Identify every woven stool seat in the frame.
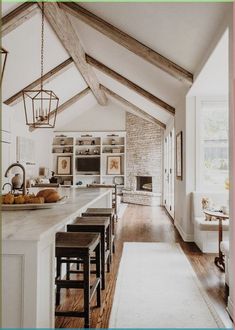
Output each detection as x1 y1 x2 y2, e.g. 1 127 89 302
67 216 111 289
83 208 116 256
86 207 114 215
55 231 101 328
74 216 110 227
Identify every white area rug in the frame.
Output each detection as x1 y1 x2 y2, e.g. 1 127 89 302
109 243 224 328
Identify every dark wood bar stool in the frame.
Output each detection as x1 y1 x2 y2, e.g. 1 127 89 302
55 232 101 328
67 216 111 290
82 208 116 256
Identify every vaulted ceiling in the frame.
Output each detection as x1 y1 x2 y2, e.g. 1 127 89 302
1 2 231 130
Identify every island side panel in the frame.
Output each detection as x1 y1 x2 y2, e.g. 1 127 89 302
2 240 38 328
2 188 112 328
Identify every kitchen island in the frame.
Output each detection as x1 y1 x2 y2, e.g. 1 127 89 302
2 187 112 328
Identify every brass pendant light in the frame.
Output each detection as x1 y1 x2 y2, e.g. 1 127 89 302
22 3 59 128
1 47 8 87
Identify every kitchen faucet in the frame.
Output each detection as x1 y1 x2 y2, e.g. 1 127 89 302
4 162 26 195
2 182 13 193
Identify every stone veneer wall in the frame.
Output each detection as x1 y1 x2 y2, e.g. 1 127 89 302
125 112 163 197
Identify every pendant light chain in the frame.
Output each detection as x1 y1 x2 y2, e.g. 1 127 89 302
40 2 45 91
22 1 59 128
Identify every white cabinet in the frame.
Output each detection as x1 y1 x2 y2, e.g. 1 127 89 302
51 131 126 188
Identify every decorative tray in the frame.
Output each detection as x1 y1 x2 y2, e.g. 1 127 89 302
2 196 69 211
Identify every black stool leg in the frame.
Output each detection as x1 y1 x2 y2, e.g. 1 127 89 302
66 257 70 280
106 226 111 273
109 222 113 263
96 242 101 308
111 215 116 255
56 257 62 306
84 253 90 328
76 258 80 270
100 230 105 290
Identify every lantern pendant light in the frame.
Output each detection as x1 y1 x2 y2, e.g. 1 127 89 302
22 2 59 128
1 47 8 87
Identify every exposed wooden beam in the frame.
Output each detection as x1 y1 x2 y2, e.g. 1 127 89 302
61 2 193 84
4 58 74 106
30 87 91 132
2 3 38 37
41 2 107 106
101 85 166 129
86 55 175 116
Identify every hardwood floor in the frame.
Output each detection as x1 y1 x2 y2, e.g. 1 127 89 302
55 204 231 328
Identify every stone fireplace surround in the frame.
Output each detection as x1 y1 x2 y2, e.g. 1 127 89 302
123 174 161 206
123 113 163 206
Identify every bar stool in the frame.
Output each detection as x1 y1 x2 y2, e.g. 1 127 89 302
82 208 115 256
67 216 111 290
55 232 101 328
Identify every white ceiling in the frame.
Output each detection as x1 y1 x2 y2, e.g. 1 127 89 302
188 29 229 97
1 2 231 129
68 15 185 107
2 10 71 99
78 2 229 72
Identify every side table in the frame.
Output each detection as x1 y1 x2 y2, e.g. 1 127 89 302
203 210 229 272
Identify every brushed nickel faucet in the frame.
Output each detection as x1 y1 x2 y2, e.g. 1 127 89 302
4 162 26 195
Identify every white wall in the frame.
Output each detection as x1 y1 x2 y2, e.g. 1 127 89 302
2 102 53 189
57 101 126 132
227 7 233 318
173 13 231 242
174 96 188 239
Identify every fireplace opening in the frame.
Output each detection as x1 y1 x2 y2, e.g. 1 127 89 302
136 176 152 192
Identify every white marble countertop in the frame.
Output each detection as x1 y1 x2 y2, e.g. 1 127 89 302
2 187 111 242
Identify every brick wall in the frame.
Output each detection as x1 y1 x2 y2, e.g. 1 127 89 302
126 113 163 195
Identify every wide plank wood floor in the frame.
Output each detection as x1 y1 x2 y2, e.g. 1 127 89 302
55 204 231 328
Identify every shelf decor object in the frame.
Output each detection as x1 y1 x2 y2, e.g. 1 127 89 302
0 47 8 87
107 156 121 175
57 156 71 175
176 131 183 180
22 3 59 128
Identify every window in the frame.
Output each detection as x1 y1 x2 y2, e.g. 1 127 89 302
196 98 229 191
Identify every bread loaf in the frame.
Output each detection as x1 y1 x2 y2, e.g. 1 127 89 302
28 197 45 204
14 195 25 204
36 189 60 203
3 193 15 204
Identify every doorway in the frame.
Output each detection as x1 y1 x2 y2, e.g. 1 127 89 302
164 128 175 219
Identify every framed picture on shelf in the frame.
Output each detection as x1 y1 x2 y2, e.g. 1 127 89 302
176 131 183 180
57 156 71 175
107 156 121 175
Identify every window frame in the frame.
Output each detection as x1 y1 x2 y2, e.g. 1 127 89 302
195 96 228 191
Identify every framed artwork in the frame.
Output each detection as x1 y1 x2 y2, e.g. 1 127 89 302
57 156 71 175
107 156 121 175
176 131 183 180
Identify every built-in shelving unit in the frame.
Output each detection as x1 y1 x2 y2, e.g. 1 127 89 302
51 131 126 188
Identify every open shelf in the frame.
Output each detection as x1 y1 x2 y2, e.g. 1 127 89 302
54 174 73 177
102 174 124 177
52 153 73 156
102 153 125 156
76 144 101 147
76 155 100 158
52 144 73 147
102 144 124 147
75 174 101 177
52 132 126 188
